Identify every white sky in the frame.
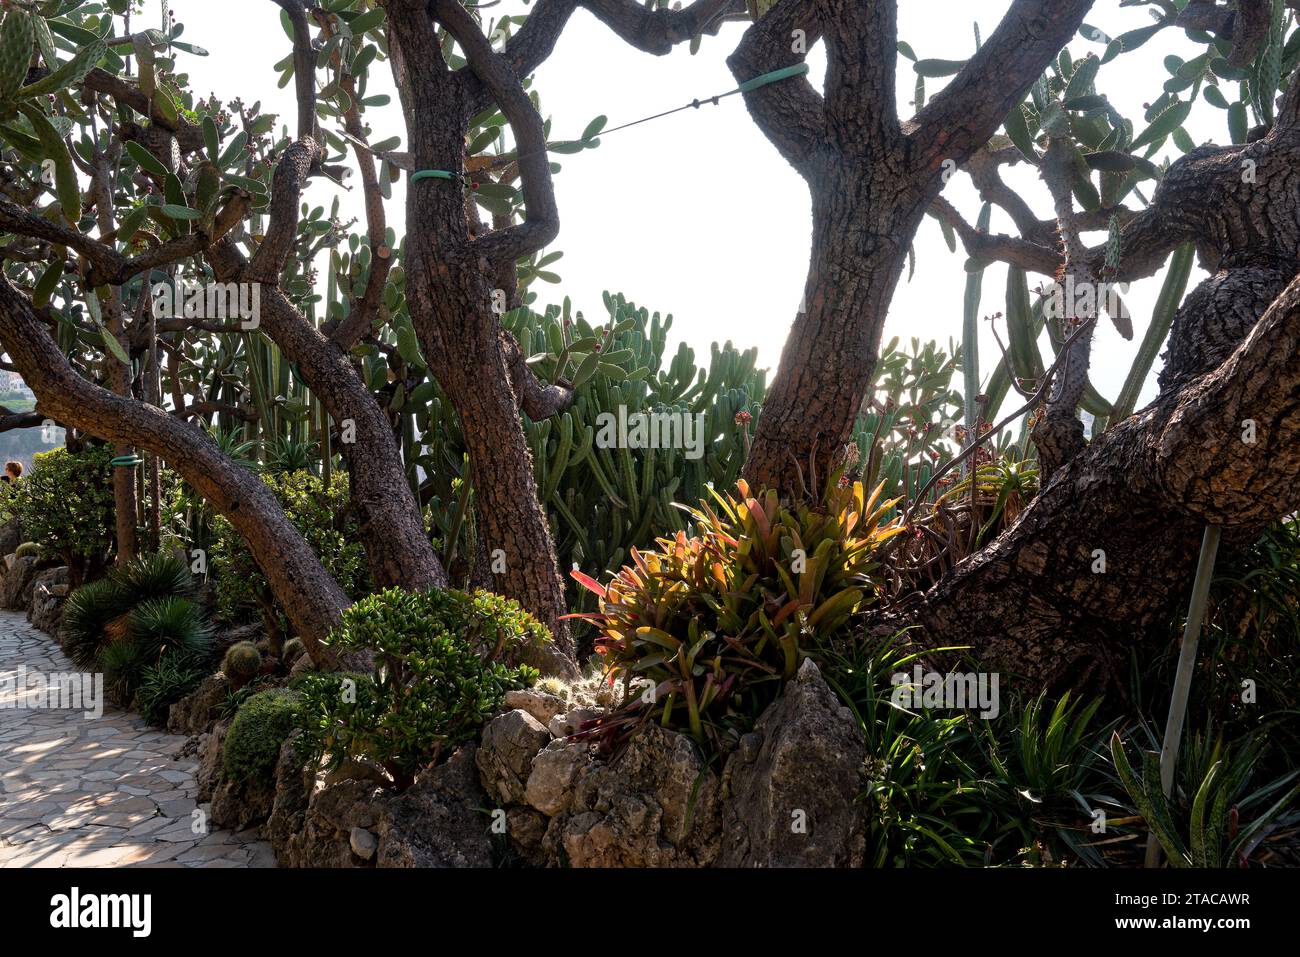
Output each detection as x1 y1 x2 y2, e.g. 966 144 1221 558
167 0 1221 411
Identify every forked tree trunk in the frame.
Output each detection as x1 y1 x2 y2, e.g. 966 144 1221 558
388 10 575 669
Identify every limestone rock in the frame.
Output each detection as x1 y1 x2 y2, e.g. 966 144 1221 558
266 733 313 859
27 567 69 635
505 807 549 867
0 518 22 558
0 555 36 610
195 719 231 803
349 826 378 860
523 738 589 817
378 745 493 868
19 562 59 609
542 725 727 867
503 688 567 725
718 658 866 867
168 673 231 736
547 707 602 738
277 778 383 868
477 709 550 805
211 775 275 831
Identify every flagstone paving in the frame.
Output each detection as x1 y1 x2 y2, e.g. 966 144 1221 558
0 611 274 867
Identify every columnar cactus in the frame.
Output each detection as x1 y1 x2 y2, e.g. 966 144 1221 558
416 292 766 611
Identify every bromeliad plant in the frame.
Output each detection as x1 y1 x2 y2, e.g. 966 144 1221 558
571 476 905 750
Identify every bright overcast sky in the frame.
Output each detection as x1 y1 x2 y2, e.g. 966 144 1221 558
167 0 1218 412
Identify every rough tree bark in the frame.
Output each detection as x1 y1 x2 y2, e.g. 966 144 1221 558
0 276 349 665
900 81 1300 689
382 0 732 665
729 0 1097 495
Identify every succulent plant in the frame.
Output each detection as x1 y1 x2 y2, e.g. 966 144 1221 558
415 292 766 632
282 637 305 666
573 476 904 749
222 640 263 690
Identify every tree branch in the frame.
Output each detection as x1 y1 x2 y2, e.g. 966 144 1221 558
432 0 559 265
911 0 1096 172
727 0 826 178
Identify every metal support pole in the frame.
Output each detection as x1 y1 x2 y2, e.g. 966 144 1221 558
1144 524 1222 867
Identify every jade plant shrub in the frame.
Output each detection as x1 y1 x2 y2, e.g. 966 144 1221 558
61 553 213 709
223 689 302 789
209 470 370 650
295 588 545 790
11 445 115 584
572 476 904 752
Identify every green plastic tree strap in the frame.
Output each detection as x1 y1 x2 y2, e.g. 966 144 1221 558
110 454 144 467
738 63 810 93
410 169 455 183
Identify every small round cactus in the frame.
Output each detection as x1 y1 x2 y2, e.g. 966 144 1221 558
282 637 305 666
222 641 262 690
14 541 39 560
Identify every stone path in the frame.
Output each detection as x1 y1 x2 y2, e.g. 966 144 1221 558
0 612 274 867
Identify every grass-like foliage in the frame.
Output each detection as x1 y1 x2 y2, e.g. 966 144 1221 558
61 552 212 710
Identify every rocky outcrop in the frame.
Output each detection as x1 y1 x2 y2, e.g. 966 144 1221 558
211 773 275 832
266 734 313 854
503 688 567 725
168 674 231 736
27 565 69 634
472 663 866 868
195 719 231 803
378 746 493 867
0 554 36 610
266 665 868 868
476 709 550 805
718 658 867 867
539 725 729 868
0 518 22 558
273 746 493 868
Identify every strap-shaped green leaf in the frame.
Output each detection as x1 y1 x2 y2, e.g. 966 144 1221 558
19 103 80 224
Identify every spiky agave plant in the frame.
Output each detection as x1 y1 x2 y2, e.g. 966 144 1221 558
113 551 195 603
572 477 904 748
62 578 134 669
128 596 214 663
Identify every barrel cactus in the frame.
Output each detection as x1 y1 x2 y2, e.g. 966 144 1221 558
222 640 262 690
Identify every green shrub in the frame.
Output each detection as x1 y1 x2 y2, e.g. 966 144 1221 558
417 294 765 641
62 554 212 707
223 689 301 787
116 551 196 601
222 641 262 689
295 588 543 789
137 655 206 727
209 471 370 637
11 445 115 571
61 553 205 670
100 637 151 707
129 596 213 661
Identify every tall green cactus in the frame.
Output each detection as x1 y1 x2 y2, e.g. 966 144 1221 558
414 292 765 611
